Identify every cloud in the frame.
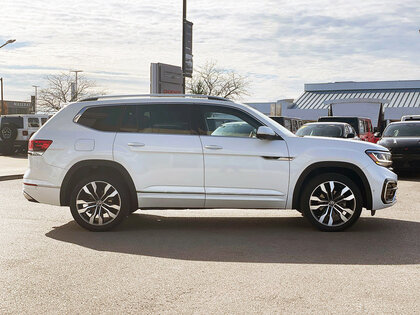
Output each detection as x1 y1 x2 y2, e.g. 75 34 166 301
0 0 419 102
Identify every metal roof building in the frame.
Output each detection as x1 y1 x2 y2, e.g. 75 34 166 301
295 80 420 110
271 80 420 121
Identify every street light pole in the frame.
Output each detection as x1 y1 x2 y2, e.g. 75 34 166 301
0 78 4 115
32 85 39 113
70 70 83 101
0 39 16 49
182 0 186 94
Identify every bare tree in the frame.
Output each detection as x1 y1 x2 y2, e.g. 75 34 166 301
38 72 105 112
187 61 250 100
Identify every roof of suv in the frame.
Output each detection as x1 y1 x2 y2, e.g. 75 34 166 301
80 94 233 103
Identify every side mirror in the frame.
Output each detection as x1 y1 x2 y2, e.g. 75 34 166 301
374 132 381 137
256 126 277 140
347 133 355 138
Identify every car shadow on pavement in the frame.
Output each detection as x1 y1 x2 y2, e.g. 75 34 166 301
45 214 420 265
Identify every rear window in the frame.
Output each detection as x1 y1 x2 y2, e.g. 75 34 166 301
1 117 24 128
76 106 123 132
318 117 359 134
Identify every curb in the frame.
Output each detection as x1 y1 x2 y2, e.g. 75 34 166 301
0 174 24 182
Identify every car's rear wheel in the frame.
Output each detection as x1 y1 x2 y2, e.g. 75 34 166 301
300 173 362 231
70 175 130 231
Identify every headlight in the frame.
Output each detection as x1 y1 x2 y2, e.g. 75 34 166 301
366 150 392 167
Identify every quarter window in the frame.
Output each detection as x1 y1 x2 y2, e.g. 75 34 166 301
76 106 123 132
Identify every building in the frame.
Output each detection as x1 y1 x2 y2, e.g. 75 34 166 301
247 80 420 122
1 100 34 115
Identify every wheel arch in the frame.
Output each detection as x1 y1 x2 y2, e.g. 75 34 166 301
60 160 138 210
292 161 372 210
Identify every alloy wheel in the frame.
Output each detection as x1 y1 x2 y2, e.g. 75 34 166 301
309 181 356 227
75 181 121 226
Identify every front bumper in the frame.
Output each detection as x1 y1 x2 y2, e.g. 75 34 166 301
381 180 397 204
365 164 398 211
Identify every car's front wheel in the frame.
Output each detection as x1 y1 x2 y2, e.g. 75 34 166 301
300 173 363 231
70 175 130 231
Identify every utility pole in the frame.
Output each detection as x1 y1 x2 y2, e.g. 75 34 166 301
0 39 16 49
182 0 186 94
70 70 83 101
1 78 4 115
32 85 39 113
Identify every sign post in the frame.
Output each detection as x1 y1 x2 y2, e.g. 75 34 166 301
182 0 193 93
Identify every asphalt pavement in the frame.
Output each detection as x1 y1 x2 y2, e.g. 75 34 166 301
0 177 419 314
0 155 27 180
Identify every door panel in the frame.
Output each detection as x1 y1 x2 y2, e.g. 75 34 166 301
197 105 290 208
113 104 205 208
201 136 289 208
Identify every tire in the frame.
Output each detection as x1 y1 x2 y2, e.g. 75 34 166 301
0 123 18 141
300 173 363 232
69 174 130 231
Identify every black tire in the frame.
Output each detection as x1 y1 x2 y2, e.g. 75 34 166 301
300 173 363 232
69 174 130 231
0 123 18 141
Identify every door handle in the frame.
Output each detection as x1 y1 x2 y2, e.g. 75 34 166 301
128 142 145 147
204 145 223 150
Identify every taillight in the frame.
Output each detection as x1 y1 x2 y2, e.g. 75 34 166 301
28 140 52 155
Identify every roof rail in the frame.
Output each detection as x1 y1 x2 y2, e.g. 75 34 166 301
80 94 232 102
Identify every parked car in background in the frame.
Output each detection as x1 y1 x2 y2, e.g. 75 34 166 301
269 116 303 133
318 116 378 143
377 121 420 171
0 114 50 155
401 115 420 121
296 122 358 139
24 94 397 232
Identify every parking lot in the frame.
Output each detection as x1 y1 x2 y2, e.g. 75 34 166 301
0 174 419 314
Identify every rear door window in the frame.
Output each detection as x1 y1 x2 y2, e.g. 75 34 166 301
119 104 195 135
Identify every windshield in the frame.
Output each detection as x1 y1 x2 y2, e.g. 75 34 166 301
383 123 420 137
296 124 344 138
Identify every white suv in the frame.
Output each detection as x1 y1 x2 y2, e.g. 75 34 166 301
23 95 397 231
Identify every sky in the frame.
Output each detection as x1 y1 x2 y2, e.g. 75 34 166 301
1 0 419 102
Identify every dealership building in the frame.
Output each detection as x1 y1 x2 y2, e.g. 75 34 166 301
247 80 420 122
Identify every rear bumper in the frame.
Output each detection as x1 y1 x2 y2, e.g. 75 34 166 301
22 181 61 205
